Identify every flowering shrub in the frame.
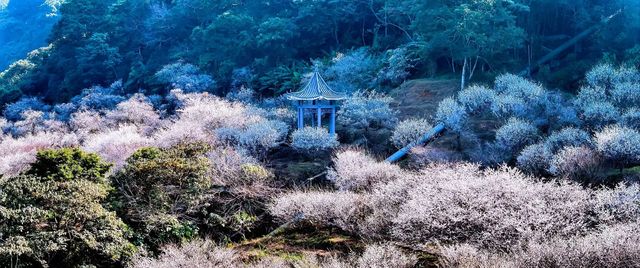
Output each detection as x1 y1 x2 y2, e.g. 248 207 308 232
543 127 593 153
0 131 79 176
290 127 338 152
131 240 237 268
457 85 495 113
390 118 432 149
155 62 216 93
105 94 161 134
3 97 50 121
327 150 402 192
435 97 467 133
494 117 539 154
71 81 126 111
516 143 553 176
594 125 640 168
82 125 151 166
549 146 602 182
338 91 398 132
440 222 640 268
581 101 621 130
269 191 369 234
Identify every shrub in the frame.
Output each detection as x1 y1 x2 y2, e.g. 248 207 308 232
155 62 216 93
611 82 640 108
457 85 496 113
435 97 467 133
581 101 620 130
622 108 640 129
105 94 161 134
0 132 79 176
356 243 417 268
71 82 126 111
549 146 602 182
494 117 539 154
269 191 369 234
494 74 545 100
69 109 108 137
26 148 112 181
3 97 50 121
390 165 592 249
82 125 151 166
516 143 553 176
490 94 529 119
229 120 289 153
0 149 135 267
543 127 593 153
337 91 398 132
327 150 402 192
291 127 339 152
111 142 212 248
131 240 237 268
390 118 432 149
594 183 640 225
441 222 640 268
594 125 640 169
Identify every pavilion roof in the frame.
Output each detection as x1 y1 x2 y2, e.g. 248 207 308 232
285 72 346 101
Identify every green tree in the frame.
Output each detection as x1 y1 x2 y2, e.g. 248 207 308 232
0 148 135 268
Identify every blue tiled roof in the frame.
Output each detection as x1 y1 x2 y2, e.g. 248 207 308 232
285 72 347 101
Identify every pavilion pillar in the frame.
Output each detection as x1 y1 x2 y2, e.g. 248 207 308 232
317 107 322 128
330 106 336 135
297 107 303 129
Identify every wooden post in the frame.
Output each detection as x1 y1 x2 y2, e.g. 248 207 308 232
317 107 322 128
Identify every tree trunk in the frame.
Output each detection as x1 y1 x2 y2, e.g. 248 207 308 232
461 57 467 91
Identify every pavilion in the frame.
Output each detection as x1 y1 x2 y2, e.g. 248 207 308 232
285 71 346 135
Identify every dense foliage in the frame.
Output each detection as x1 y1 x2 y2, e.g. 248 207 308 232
2 0 640 267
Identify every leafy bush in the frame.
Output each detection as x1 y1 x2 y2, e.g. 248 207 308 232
0 148 135 267
324 48 380 94
390 118 432 149
377 47 414 86
111 142 213 248
290 127 339 152
26 147 112 181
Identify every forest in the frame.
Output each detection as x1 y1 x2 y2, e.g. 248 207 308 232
1 0 640 267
